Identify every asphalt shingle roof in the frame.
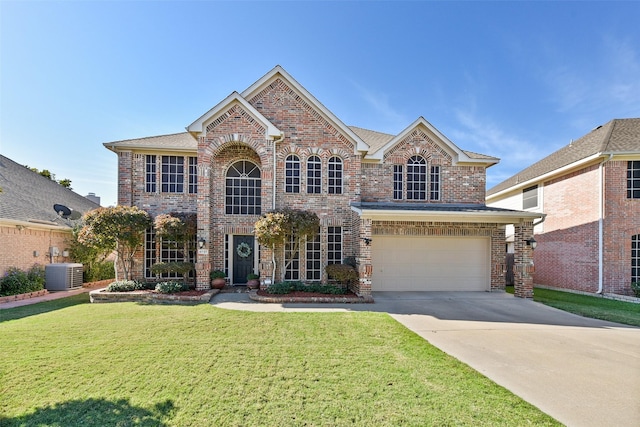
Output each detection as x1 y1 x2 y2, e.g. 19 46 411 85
487 118 640 196
103 132 197 151
0 155 100 227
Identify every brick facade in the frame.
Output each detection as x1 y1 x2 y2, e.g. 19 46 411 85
109 66 537 298
0 224 73 273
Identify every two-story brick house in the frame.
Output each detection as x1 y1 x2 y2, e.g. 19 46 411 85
105 66 542 298
487 118 640 297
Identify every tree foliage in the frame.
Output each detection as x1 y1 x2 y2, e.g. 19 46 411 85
78 206 152 280
25 165 72 189
254 208 320 281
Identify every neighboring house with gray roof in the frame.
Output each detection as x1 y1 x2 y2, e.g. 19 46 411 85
0 155 100 275
487 118 640 296
104 65 542 298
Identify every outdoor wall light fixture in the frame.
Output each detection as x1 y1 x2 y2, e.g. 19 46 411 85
198 237 206 249
361 237 372 246
524 238 537 250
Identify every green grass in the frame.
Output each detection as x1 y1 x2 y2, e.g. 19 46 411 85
533 287 640 327
0 298 558 426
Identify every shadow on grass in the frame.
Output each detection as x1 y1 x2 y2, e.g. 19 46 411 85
0 293 90 323
0 398 175 427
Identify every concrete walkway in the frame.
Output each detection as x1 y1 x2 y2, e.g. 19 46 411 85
210 291 640 427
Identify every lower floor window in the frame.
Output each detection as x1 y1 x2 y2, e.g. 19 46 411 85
284 234 300 281
145 228 195 279
632 235 640 283
327 226 342 265
306 233 321 281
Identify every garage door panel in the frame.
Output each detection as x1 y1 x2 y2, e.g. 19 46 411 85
372 236 489 291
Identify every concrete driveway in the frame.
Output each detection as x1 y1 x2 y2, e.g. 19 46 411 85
211 291 640 427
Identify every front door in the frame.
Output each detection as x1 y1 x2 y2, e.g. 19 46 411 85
233 235 255 284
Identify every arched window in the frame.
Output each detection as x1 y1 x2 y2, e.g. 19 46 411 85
225 161 261 215
285 154 300 193
328 156 343 194
307 155 322 194
407 155 427 200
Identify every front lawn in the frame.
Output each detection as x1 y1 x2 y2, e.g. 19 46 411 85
0 296 558 426
533 287 640 327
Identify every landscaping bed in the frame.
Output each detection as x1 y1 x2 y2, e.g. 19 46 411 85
251 289 373 303
90 288 217 304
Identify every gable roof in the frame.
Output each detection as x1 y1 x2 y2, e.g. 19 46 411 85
0 155 100 229
487 118 640 197
355 117 499 166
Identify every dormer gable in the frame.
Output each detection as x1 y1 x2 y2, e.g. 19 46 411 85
186 91 282 140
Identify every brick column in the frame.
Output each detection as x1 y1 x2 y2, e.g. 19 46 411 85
196 140 213 290
514 221 534 298
357 217 372 298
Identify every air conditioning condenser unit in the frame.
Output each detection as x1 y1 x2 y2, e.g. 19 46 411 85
45 263 83 291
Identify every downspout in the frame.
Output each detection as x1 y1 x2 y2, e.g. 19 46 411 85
597 153 614 294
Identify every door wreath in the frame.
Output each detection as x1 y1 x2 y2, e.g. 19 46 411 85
236 242 252 258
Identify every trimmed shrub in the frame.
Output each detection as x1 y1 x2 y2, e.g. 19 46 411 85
0 265 45 296
105 280 138 292
265 281 347 295
155 281 189 294
325 264 359 286
632 282 640 298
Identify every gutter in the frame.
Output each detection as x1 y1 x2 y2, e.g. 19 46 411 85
597 153 614 293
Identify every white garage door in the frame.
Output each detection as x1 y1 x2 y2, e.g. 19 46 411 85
371 236 490 291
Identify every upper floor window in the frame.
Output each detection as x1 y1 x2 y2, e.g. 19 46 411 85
145 155 157 193
328 156 343 194
225 161 261 215
188 156 197 194
285 154 300 193
307 155 322 194
393 165 403 200
523 185 538 209
632 235 640 284
407 156 427 200
627 161 640 199
430 166 440 201
162 156 184 193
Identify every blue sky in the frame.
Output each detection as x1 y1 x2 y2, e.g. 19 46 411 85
2 1 639 207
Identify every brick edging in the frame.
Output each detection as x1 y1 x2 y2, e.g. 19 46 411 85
249 290 374 304
0 289 49 304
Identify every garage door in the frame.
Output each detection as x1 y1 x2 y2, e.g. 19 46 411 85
371 236 490 291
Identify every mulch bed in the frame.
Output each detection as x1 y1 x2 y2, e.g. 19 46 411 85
256 290 357 298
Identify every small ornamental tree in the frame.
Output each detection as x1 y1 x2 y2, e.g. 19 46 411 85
254 208 319 282
78 206 152 280
153 212 197 283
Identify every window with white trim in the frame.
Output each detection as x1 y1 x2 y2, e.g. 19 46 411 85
284 234 300 281
407 156 427 200
430 166 440 201
285 154 300 193
327 226 342 265
328 156 343 194
306 232 321 281
393 165 403 200
632 235 640 284
188 156 197 194
523 185 538 209
225 161 262 215
627 161 640 199
145 155 156 193
161 155 184 193
307 155 322 194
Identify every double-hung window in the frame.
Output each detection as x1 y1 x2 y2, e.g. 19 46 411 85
306 232 321 281
627 161 640 199
327 226 342 265
188 156 197 194
307 155 322 194
393 165 403 200
145 155 157 193
285 154 300 193
632 235 640 284
328 156 343 194
523 185 538 209
162 156 184 193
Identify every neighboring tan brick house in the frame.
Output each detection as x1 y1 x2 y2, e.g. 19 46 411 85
487 118 640 296
104 66 541 298
0 155 100 275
